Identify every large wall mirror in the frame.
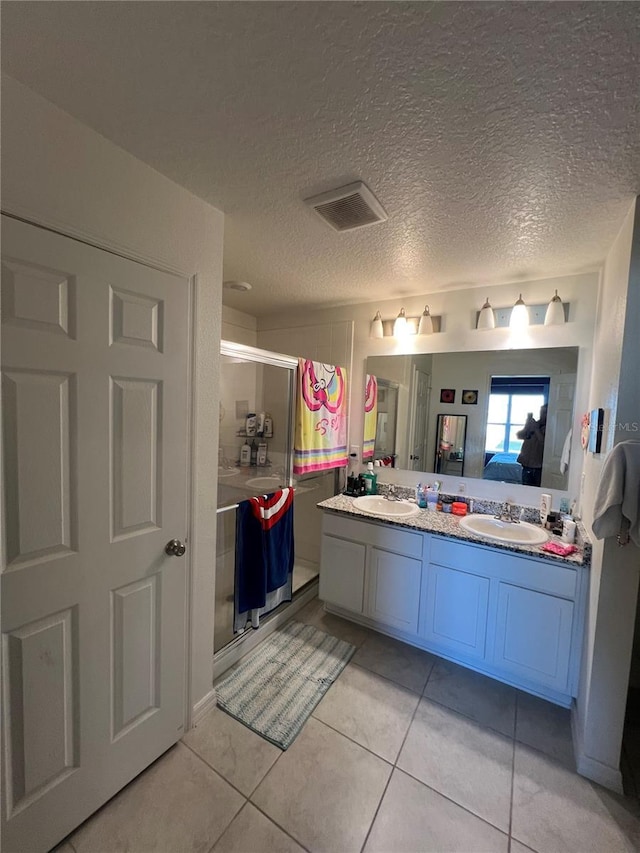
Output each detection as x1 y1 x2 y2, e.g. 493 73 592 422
364 347 578 490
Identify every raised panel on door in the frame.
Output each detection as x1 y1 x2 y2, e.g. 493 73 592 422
1 256 76 338
367 548 421 634
2 369 76 567
421 563 490 659
1 215 189 853
319 535 365 614
111 575 161 739
2 608 79 818
493 583 574 691
110 377 162 540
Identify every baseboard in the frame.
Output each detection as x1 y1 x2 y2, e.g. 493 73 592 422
571 701 624 793
191 687 217 726
324 602 573 708
212 581 319 681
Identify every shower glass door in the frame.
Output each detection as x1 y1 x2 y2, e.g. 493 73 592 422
216 341 315 654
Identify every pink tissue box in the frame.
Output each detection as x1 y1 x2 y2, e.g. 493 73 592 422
541 541 578 557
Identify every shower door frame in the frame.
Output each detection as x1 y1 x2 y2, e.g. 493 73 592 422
214 341 315 676
219 340 298 489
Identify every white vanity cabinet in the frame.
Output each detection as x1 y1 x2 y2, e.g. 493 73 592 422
318 532 366 614
420 561 490 661
320 513 423 636
421 536 583 698
493 583 574 692
319 510 588 706
368 548 422 634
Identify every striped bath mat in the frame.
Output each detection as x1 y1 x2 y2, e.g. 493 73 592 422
215 620 355 749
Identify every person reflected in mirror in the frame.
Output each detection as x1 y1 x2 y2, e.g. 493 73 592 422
516 404 547 487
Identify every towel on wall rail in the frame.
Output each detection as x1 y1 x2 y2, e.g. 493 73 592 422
234 488 295 632
294 359 348 475
592 440 640 547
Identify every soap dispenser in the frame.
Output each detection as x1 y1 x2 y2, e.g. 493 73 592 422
363 461 377 495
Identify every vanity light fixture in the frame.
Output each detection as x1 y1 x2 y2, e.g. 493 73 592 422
370 307 443 338
393 307 409 339
418 305 434 335
509 294 529 329
544 290 566 325
476 297 496 330
370 310 384 339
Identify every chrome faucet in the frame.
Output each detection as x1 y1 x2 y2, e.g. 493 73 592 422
385 485 400 501
495 501 519 523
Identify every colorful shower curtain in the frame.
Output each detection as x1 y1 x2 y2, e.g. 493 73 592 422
363 374 378 461
293 359 348 475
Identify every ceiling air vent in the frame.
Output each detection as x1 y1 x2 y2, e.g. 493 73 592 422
304 181 387 232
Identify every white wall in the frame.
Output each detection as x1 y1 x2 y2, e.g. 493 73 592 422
222 304 258 347
259 272 598 506
575 199 639 791
1 76 224 717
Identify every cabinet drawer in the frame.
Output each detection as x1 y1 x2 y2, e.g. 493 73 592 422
431 536 577 598
323 512 423 559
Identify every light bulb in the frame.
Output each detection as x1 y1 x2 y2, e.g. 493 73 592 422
544 290 565 325
509 294 529 329
418 305 434 335
370 310 384 339
394 307 409 339
476 297 495 330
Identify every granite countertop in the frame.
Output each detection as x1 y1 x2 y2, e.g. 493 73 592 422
317 494 591 568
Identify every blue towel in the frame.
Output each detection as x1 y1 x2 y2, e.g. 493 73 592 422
235 488 294 624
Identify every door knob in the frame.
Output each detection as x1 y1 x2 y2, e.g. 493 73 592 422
165 539 186 557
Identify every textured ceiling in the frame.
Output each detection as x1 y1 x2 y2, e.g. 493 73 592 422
2 2 639 315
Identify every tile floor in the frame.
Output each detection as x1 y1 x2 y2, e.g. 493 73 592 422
60 599 640 853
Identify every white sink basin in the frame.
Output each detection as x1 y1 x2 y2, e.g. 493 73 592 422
218 467 239 478
352 495 420 518
459 514 548 545
245 475 283 492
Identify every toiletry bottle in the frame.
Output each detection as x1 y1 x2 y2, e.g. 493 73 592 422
264 413 273 438
250 438 258 466
240 440 251 467
363 462 377 495
348 452 358 478
540 493 552 524
561 518 577 544
256 412 266 436
246 413 257 436
257 442 267 467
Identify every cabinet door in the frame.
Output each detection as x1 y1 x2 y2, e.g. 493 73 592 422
319 535 366 614
421 563 490 660
493 583 573 691
367 548 422 635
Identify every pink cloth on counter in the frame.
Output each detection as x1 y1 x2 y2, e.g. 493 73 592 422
541 541 578 557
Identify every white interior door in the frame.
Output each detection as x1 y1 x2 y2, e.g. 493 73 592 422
1 216 191 853
542 373 576 490
408 367 430 471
